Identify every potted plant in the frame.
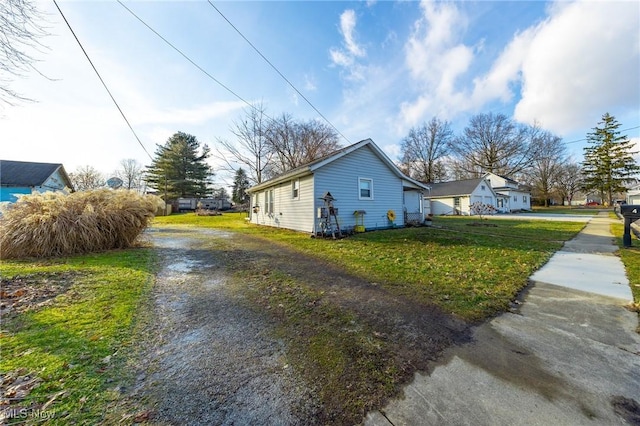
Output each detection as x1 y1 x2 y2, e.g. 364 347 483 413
425 213 433 226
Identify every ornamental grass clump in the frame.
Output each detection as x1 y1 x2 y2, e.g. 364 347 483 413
0 189 161 259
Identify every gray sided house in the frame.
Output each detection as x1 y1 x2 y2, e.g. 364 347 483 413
247 139 429 234
0 160 73 203
427 178 497 216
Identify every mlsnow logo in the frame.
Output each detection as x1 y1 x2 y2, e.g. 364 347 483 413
2 407 55 420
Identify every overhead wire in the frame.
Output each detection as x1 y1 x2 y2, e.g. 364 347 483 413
562 125 640 145
115 0 259 115
53 0 153 161
206 1 350 144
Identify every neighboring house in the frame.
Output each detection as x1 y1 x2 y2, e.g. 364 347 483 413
426 178 498 216
628 183 640 205
483 173 531 212
246 139 429 234
0 160 73 203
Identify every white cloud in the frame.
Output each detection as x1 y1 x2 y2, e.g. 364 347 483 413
513 0 640 134
397 0 639 138
400 0 474 128
340 9 366 58
303 74 317 92
133 101 246 126
329 9 367 80
470 26 537 107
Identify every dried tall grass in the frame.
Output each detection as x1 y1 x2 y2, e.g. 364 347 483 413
0 190 161 259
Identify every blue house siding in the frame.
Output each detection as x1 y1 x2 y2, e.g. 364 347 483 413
250 174 315 232
0 160 72 203
314 145 404 231
0 187 31 202
246 139 429 234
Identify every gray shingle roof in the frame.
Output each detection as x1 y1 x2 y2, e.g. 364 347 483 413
0 160 65 187
427 178 485 197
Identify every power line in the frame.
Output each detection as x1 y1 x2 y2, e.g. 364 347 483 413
563 125 640 145
117 0 277 125
206 1 350 144
53 0 153 161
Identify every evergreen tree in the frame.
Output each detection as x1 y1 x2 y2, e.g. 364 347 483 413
582 113 639 205
145 132 213 200
232 168 250 205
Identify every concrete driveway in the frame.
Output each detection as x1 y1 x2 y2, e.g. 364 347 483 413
367 213 640 425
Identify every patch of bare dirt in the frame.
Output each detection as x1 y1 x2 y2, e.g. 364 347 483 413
0 272 80 319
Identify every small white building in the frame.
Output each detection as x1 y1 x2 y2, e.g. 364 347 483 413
247 139 430 234
627 183 640 205
427 178 497 216
484 173 531 212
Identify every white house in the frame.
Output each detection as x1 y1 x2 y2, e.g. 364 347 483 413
628 182 640 205
427 178 497 216
246 139 430 234
483 173 531 212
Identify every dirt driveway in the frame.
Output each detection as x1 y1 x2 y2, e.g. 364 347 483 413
125 225 470 425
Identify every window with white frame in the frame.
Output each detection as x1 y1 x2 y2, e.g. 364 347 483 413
359 178 373 200
267 189 274 214
292 179 299 199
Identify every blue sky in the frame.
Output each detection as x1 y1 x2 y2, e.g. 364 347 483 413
2 0 639 188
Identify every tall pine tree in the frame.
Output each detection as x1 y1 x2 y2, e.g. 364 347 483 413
231 168 250 205
582 113 639 205
146 132 213 200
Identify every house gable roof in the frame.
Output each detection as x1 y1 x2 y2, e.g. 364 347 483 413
484 172 518 185
427 178 492 197
0 160 71 188
248 138 428 192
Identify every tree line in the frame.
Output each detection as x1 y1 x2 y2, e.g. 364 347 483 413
398 112 638 206
71 108 638 209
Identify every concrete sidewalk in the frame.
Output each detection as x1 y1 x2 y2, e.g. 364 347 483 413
367 212 640 426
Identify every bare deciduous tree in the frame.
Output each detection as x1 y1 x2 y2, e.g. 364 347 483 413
1 0 47 106
215 103 273 185
555 162 583 207
450 113 540 178
69 165 105 191
216 103 341 184
115 158 143 190
265 114 340 177
400 117 453 183
524 131 566 206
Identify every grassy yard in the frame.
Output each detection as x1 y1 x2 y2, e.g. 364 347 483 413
611 223 640 309
531 206 600 215
155 213 585 321
0 249 155 425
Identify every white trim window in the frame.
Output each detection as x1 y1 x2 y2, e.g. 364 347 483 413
292 179 299 199
359 178 373 200
267 189 274 214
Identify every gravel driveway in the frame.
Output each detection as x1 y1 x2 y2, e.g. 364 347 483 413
127 227 318 425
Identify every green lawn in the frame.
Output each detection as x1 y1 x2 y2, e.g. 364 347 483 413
0 249 155 425
531 206 599 215
612 223 640 310
154 213 585 321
